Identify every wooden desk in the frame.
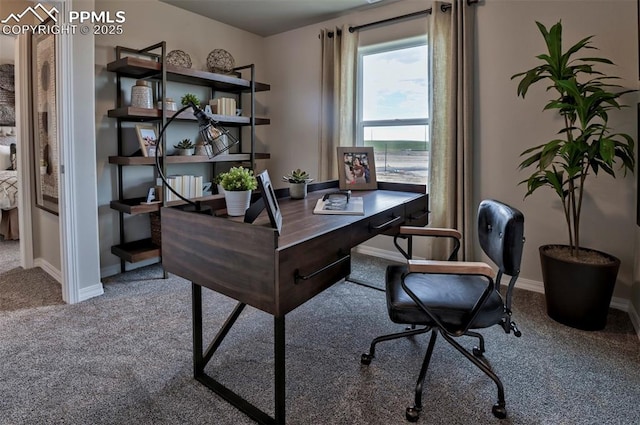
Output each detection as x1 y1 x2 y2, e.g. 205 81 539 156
162 182 428 424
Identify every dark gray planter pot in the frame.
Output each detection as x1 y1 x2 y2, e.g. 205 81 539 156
540 244 620 331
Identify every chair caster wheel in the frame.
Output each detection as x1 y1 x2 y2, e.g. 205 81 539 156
361 353 373 365
405 406 420 422
472 347 484 357
492 403 507 419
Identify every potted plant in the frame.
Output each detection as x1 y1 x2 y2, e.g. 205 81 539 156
173 138 195 156
213 172 225 195
181 93 200 108
282 169 313 199
512 21 635 330
219 166 257 216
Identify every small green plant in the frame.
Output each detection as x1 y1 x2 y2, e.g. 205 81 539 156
282 169 312 184
219 166 257 191
213 173 224 185
181 93 200 107
173 138 195 149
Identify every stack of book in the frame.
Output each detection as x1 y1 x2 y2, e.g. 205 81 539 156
165 175 204 202
209 97 237 116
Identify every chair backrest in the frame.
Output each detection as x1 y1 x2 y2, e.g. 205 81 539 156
477 200 524 276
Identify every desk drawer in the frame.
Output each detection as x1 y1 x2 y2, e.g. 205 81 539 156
405 196 429 227
277 229 351 316
351 204 405 246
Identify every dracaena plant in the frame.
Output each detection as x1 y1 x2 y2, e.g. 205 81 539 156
512 21 635 258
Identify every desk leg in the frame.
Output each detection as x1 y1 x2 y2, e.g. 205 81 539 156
192 283 204 376
191 282 285 425
274 316 285 424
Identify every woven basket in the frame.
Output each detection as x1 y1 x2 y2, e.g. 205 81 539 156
150 212 161 247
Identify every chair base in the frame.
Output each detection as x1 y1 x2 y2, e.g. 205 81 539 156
360 325 431 365
363 327 508 421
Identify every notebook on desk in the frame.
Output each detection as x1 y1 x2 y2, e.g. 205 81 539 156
313 196 364 215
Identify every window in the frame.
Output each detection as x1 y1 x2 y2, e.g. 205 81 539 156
357 38 429 186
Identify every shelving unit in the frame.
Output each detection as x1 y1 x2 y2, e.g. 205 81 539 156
107 42 270 272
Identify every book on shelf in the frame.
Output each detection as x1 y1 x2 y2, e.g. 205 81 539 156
313 196 364 215
209 97 237 116
162 174 204 202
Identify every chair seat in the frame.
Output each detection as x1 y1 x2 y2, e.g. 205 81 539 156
386 265 505 330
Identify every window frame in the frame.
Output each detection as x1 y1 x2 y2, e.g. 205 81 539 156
356 36 429 147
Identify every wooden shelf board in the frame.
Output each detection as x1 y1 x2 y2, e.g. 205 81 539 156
107 107 269 126
108 152 270 165
111 238 160 263
110 198 159 214
111 195 225 214
106 56 270 92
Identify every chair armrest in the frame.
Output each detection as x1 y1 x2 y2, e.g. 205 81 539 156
407 259 496 280
399 226 462 241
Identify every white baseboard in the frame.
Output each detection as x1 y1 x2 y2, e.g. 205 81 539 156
78 283 104 301
353 245 417 262
34 258 62 284
628 302 640 341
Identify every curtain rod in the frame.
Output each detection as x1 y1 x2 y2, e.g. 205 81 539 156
325 0 478 38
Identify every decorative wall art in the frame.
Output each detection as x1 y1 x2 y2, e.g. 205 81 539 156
337 147 377 190
31 17 59 215
0 63 15 126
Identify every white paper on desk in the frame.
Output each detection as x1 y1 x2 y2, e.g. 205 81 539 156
313 197 364 215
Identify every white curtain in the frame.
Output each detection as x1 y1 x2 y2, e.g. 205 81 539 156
429 0 475 260
318 25 358 181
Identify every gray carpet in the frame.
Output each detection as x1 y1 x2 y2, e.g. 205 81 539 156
0 252 638 425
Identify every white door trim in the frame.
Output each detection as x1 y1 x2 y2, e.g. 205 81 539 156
57 1 77 303
15 33 34 270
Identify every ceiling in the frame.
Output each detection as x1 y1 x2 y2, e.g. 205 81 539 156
158 0 393 37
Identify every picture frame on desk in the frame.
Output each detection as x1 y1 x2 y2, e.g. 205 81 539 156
135 124 161 157
337 146 377 190
256 170 282 235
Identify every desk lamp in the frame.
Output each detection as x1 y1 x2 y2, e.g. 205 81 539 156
154 100 239 213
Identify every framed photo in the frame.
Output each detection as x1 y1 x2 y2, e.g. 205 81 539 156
256 170 282 235
31 17 59 215
337 147 377 190
135 124 161 157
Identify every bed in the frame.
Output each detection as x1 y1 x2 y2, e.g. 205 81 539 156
0 136 18 240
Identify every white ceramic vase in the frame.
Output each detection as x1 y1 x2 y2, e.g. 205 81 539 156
225 190 251 216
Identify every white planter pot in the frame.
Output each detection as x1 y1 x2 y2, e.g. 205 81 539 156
289 182 308 199
225 190 251 216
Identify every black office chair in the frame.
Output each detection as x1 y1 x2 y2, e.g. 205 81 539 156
361 199 525 421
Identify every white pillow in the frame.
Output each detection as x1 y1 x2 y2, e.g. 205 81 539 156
0 145 10 170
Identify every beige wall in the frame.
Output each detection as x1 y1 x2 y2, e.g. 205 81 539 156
264 0 638 302
94 0 268 274
476 0 637 300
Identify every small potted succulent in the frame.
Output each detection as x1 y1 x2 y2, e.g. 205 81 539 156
219 166 258 216
173 138 195 156
181 93 200 108
282 169 313 199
